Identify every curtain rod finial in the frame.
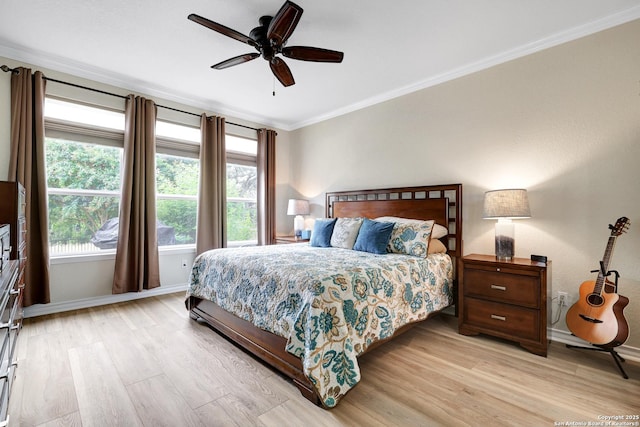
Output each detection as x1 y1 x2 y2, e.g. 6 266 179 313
0 65 19 74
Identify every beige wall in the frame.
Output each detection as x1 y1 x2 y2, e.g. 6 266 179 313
0 56 292 304
289 20 640 348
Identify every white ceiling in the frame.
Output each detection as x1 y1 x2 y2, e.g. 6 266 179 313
1 1 640 130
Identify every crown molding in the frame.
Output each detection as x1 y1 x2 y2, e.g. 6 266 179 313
289 6 640 130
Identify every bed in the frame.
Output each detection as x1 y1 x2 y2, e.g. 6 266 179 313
186 184 463 408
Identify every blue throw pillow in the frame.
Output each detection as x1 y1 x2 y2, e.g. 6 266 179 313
353 218 395 254
310 218 337 247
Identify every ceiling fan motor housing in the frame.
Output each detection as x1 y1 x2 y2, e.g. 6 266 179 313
250 16 278 61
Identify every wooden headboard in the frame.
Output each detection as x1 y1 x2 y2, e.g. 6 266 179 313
325 184 463 258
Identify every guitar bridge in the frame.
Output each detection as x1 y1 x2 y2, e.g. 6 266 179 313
579 314 603 324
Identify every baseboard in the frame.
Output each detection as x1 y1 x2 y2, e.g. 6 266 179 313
549 327 640 363
23 283 188 318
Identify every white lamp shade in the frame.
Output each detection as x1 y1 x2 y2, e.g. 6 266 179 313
483 189 531 219
287 199 310 216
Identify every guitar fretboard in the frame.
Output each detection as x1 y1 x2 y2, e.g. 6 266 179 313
594 235 617 294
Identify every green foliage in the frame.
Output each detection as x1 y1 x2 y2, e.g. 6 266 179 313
46 139 121 244
156 154 199 244
227 201 257 241
46 138 121 190
226 163 257 242
46 139 258 249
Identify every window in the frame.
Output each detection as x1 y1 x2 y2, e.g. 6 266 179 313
45 98 125 256
226 134 258 245
154 132 258 247
44 97 259 256
155 121 199 247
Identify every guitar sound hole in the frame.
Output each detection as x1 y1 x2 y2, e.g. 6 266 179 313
586 293 604 306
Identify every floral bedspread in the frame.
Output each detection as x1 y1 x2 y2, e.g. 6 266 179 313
186 244 453 407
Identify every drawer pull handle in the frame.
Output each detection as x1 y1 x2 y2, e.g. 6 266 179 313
491 314 506 321
491 284 507 291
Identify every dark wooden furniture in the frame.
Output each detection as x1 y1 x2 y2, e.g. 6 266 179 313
0 181 25 325
274 236 309 244
458 254 551 356
0 260 20 424
0 181 26 423
0 182 26 264
188 184 463 406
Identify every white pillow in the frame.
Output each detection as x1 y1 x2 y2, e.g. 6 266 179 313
431 223 448 239
330 217 363 249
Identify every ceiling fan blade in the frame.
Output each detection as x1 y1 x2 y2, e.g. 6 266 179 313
188 14 258 48
270 57 295 87
267 1 303 46
212 53 260 70
282 46 344 63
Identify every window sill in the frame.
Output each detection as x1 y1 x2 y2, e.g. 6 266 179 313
48 242 259 265
50 244 197 265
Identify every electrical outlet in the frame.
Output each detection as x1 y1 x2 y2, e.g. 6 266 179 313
557 291 568 307
181 259 188 268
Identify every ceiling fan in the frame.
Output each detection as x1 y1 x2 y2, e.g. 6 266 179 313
188 1 344 87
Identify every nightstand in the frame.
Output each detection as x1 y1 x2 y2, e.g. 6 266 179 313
275 236 309 244
458 254 551 356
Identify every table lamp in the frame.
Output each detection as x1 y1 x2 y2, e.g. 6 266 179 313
287 199 310 238
483 189 531 260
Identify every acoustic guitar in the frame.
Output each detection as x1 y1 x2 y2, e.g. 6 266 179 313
566 217 630 347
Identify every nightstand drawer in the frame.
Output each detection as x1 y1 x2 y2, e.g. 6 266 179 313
464 267 540 308
464 297 540 341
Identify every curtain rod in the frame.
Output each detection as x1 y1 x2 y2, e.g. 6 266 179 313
1 64 261 132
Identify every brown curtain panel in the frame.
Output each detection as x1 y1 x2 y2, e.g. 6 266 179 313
196 114 226 255
8 67 50 306
257 128 277 245
113 95 160 293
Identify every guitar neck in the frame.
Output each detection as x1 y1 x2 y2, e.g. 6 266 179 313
594 235 617 293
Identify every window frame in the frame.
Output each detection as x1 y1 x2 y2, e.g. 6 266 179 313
45 98 126 260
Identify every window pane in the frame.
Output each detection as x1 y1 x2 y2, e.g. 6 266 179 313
48 194 120 255
227 134 257 155
156 199 197 245
157 121 200 143
227 163 257 244
156 154 199 196
46 138 121 191
156 153 199 246
227 200 257 243
46 137 123 255
45 98 124 131
227 164 257 199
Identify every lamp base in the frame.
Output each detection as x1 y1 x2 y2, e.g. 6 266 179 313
495 220 514 260
294 215 305 238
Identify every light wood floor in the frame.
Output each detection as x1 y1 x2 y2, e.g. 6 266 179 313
8 292 640 426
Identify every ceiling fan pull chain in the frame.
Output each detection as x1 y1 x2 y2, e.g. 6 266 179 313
273 76 276 97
